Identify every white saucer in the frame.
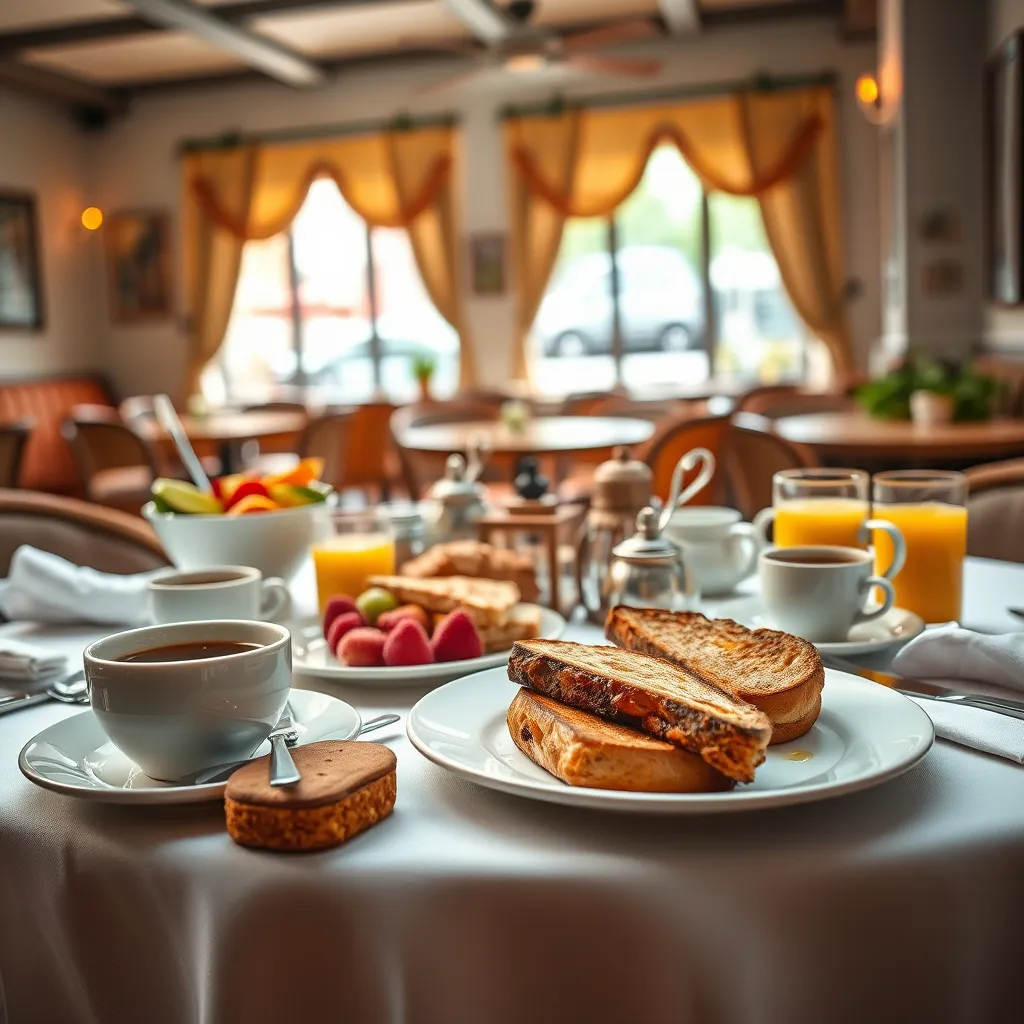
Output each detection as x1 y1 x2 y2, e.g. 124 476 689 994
18 689 361 805
407 667 934 814
290 604 565 687
705 596 926 656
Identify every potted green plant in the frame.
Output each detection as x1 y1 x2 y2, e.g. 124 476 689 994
411 353 437 402
855 355 1003 425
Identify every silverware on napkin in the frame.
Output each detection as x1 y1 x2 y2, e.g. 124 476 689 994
269 701 300 786
822 654 1024 722
0 671 88 716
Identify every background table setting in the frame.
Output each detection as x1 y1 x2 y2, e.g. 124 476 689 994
4 438 1024 1023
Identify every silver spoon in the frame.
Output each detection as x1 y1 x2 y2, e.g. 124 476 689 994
153 393 211 491
181 713 401 786
0 671 88 716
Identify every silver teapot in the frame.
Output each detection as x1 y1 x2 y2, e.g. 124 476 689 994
421 452 489 546
603 506 699 612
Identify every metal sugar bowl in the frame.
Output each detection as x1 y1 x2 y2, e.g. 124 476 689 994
603 506 699 613
421 452 489 546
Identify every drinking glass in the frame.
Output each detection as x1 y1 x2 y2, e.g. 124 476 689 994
754 469 870 548
871 471 968 624
311 509 395 614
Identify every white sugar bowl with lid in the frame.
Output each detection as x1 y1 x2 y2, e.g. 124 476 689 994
662 506 765 596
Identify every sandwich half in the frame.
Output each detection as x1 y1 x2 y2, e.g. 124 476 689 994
508 689 733 793
507 639 772 783
605 607 824 744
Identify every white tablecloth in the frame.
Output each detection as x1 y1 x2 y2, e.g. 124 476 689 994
2 558 1024 1023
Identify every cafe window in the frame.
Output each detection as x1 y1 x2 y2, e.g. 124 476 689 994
530 145 807 396
207 178 459 405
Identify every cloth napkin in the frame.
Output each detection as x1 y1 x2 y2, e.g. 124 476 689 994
0 546 157 628
0 637 67 684
892 625 1024 763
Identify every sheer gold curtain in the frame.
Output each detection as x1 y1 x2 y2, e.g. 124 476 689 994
505 85 852 378
181 124 472 391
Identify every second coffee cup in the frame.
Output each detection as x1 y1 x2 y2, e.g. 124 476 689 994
148 566 289 624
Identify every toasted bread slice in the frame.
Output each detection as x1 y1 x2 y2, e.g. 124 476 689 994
507 639 771 783
478 604 544 653
605 607 824 744
508 689 733 793
366 575 519 626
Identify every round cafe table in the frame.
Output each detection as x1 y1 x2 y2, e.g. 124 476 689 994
138 409 307 474
2 558 1024 1022
773 411 1024 463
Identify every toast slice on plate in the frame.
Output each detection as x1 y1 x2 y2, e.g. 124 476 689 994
507 639 772 783
508 689 733 793
605 607 824 744
365 575 520 627
478 604 544 653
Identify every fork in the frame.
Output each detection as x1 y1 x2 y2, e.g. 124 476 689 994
268 701 300 786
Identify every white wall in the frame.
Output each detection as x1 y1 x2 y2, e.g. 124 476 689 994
88 16 878 397
0 89 101 378
988 0 1024 351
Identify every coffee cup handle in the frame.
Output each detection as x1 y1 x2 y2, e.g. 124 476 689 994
728 521 766 580
859 518 906 579
857 575 895 623
260 578 290 621
752 507 775 545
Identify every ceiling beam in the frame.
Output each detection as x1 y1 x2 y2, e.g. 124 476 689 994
657 0 701 35
0 0 406 56
440 0 511 45
0 59 125 111
123 0 326 87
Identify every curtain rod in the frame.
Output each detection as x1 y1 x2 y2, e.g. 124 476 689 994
498 71 837 120
178 111 460 155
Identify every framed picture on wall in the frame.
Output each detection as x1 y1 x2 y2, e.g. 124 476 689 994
986 31 1024 306
0 190 44 330
105 209 173 322
469 233 507 296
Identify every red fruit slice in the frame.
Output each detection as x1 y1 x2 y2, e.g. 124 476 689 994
431 609 483 663
338 627 386 667
323 595 359 634
224 480 271 511
326 611 364 652
383 619 434 667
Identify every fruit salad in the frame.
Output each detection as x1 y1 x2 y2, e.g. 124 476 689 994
150 458 332 516
323 588 483 668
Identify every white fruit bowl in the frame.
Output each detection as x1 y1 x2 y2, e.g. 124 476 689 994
143 500 333 582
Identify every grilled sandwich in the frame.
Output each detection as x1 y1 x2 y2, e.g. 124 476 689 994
366 575 519 627
507 639 772 783
508 689 733 793
605 607 824 744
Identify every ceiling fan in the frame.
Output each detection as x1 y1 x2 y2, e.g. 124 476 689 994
408 0 665 93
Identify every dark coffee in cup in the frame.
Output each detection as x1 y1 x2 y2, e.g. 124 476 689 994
766 551 864 566
117 641 262 664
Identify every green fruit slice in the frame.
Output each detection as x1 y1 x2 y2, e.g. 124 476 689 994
152 478 222 515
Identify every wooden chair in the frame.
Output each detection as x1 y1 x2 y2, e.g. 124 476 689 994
61 405 157 515
724 412 819 520
0 419 33 489
0 489 170 575
636 415 731 505
298 410 353 492
965 458 1024 562
334 401 400 503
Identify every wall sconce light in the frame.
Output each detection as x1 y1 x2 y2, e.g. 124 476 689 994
81 207 103 230
856 72 895 126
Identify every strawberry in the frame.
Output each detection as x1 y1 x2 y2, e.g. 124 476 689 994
338 627 386 667
326 611 364 652
377 604 431 634
382 619 434 667
431 609 483 662
323 595 359 634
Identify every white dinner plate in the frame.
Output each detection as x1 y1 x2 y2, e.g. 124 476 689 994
407 667 934 814
290 604 565 687
704 596 926 656
18 689 361 806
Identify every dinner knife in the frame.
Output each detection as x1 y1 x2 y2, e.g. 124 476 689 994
822 655 1024 722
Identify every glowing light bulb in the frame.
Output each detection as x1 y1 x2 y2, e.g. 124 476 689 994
81 207 103 230
856 74 879 106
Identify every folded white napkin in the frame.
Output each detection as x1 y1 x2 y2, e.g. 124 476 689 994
893 626 1024 763
0 546 157 627
0 637 67 683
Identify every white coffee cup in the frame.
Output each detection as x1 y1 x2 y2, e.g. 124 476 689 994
148 566 289 625
662 506 765 596
759 536 905 643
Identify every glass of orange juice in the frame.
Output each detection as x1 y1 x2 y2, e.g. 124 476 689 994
754 469 870 548
311 510 396 614
872 471 967 623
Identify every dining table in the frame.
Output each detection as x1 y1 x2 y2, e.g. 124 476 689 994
137 409 308 474
2 557 1024 1023
773 410 1024 466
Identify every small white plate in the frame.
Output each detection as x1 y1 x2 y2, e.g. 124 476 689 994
705 596 926 656
407 667 934 814
18 689 360 805
290 604 565 687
